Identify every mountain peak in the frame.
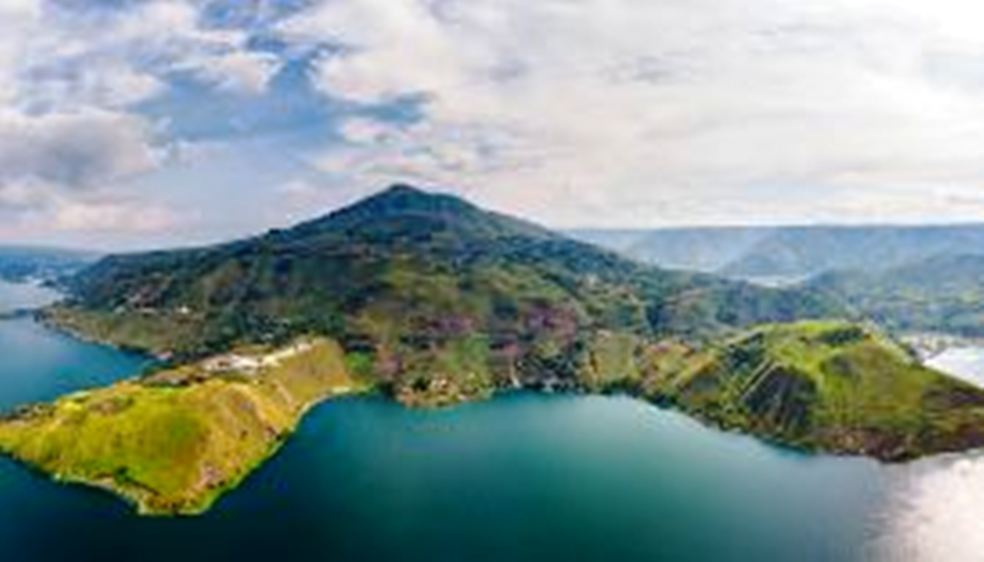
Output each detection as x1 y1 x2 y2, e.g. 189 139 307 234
284 183 555 243
330 183 476 221
380 183 428 197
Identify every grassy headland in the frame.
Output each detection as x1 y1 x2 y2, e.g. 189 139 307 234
637 321 984 461
0 338 368 515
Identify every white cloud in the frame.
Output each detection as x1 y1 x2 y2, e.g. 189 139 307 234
48 198 181 233
0 0 287 237
0 109 158 190
281 0 984 226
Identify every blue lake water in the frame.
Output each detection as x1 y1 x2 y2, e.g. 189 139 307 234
0 284 981 562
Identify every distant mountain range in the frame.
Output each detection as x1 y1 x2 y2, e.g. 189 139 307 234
810 253 984 337
0 246 97 283
574 224 984 280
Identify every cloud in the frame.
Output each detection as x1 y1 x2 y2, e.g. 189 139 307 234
0 0 289 238
0 109 158 191
280 0 984 226
23 0 284 107
48 198 181 233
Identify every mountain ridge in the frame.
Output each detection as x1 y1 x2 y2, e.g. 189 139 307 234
575 224 984 278
50 184 841 405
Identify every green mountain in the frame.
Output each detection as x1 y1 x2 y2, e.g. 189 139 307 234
1 185 982 514
810 253 984 337
50 184 839 405
641 321 984 461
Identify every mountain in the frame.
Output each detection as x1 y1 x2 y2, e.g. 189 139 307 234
6 185 984 513
642 321 984 461
720 225 984 278
571 227 770 272
575 224 984 280
49 184 840 405
810 253 984 337
0 246 96 283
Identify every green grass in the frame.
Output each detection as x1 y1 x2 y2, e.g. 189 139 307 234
5 317 984 519
0 338 368 515
645 320 984 460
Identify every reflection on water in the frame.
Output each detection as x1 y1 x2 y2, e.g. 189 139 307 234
0 279 60 312
926 347 984 388
871 348 984 562
874 454 984 562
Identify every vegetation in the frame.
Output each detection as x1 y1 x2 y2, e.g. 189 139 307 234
49 184 841 405
637 321 984 460
810 254 984 337
7 184 982 514
0 338 368 515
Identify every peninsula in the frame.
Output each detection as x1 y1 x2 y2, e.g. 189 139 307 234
0 338 366 515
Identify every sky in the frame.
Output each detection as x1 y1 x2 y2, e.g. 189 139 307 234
4 0 984 250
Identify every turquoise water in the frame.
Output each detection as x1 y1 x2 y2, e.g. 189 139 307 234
0 393 890 562
0 283 981 561
0 317 147 410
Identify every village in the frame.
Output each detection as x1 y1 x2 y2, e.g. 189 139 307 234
201 340 315 375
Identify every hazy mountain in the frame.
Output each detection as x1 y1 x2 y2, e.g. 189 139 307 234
571 227 769 272
644 320 984 461
810 253 984 337
0 246 97 283
576 224 984 279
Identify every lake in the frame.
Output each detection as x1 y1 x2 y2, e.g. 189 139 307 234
926 346 984 388
0 279 60 313
0 285 981 561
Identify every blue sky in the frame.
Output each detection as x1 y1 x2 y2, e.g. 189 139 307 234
4 0 984 250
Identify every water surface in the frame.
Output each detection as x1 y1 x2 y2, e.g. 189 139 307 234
0 279 59 313
926 346 984 387
0 285 982 561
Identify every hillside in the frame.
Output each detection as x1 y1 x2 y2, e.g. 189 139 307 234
49 184 840 405
6 322 983 518
0 337 365 515
640 321 984 460
809 254 984 337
